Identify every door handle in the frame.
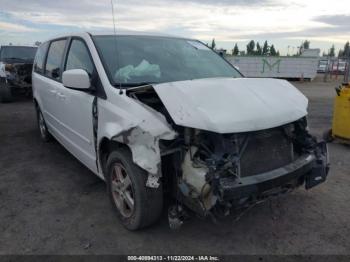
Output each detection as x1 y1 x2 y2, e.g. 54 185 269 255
49 90 57 95
56 92 66 100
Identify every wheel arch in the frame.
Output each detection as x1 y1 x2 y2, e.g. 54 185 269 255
33 98 39 109
33 95 44 114
98 137 132 179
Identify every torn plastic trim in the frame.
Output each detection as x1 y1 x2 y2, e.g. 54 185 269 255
109 97 177 187
112 127 161 175
112 126 176 187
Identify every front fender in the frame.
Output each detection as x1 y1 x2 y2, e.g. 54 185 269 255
98 94 177 176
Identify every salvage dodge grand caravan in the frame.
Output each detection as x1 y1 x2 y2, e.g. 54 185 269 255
32 32 329 230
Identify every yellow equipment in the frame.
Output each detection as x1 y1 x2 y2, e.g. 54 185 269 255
325 83 350 144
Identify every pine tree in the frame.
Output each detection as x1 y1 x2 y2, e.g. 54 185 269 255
232 43 239 55
303 40 310 49
270 45 277 56
211 38 216 50
299 40 311 55
329 45 335 57
256 42 262 55
343 41 350 58
262 41 269 55
246 40 255 55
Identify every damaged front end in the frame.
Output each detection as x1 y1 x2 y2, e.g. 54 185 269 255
127 81 329 225
159 118 329 224
5 63 33 87
0 62 33 94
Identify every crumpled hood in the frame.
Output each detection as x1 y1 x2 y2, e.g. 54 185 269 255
153 78 308 133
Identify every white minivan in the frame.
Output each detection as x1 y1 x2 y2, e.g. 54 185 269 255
32 31 329 230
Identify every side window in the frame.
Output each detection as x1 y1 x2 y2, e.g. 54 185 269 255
65 39 94 76
34 42 49 74
45 39 67 80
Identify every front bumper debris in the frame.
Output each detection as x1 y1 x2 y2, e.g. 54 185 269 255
305 141 329 189
217 141 329 201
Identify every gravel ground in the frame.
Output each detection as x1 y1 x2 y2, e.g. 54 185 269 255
0 75 349 255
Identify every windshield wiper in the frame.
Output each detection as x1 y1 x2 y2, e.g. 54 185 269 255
5 57 28 62
113 82 159 88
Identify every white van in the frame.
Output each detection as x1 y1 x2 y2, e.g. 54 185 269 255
32 31 329 230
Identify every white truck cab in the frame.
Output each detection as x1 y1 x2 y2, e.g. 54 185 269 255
32 31 329 230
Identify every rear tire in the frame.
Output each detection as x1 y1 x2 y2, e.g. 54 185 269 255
106 148 163 230
36 107 52 142
0 78 13 103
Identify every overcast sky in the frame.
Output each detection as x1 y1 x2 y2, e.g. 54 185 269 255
0 0 349 55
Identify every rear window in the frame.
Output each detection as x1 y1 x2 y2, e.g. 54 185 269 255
45 39 67 80
34 42 49 74
0 46 37 62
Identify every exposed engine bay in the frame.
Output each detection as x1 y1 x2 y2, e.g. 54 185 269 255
127 83 329 225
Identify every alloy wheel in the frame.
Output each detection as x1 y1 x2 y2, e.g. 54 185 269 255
111 163 135 218
38 112 47 138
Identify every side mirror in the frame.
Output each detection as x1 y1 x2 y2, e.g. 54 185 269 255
62 69 91 90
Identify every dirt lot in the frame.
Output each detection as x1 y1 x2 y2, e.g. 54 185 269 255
0 75 349 255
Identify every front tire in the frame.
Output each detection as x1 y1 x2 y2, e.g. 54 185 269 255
106 148 163 230
0 78 13 103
